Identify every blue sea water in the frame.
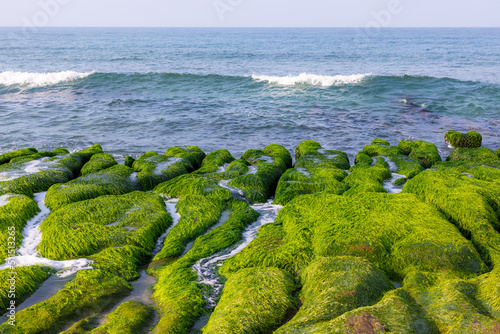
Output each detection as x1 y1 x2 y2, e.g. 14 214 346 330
1 28 499 161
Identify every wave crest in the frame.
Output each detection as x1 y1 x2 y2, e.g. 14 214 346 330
0 71 94 87
251 73 372 87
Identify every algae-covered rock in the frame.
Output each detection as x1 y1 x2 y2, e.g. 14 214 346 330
0 269 131 334
342 158 391 196
404 168 500 266
0 145 102 197
91 301 154 334
398 139 442 168
191 149 235 175
80 153 118 176
274 140 350 205
45 164 140 210
496 147 500 158
445 130 482 148
202 268 297 334
132 146 205 191
276 193 486 278
8 148 70 164
89 245 151 281
446 147 499 164
124 155 135 168
39 191 171 260
275 256 393 333
0 147 38 165
363 139 404 157
0 266 54 313
0 194 39 263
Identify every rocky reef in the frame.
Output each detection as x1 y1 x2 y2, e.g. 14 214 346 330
0 134 499 333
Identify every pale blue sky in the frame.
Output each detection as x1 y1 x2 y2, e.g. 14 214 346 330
0 0 499 28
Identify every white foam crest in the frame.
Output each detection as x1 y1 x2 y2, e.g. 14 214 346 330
216 163 231 173
0 157 57 181
192 200 283 308
251 73 372 87
0 71 94 87
383 173 406 194
153 199 180 255
218 179 245 197
0 195 13 207
153 157 183 175
245 165 258 175
0 192 93 277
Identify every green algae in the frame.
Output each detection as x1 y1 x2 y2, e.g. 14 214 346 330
0 195 39 263
496 147 500 158
8 148 70 164
445 130 483 148
124 156 135 168
403 169 500 266
89 246 151 281
310 288 439 334
363 139 404 157
0 266 54 313
275 256 393 333
150 200 259 333
294 140 350 170
132 146 205 191
0 269 131 334
39 191 170 260
202 268 297 334
45 164 140 211
446 147 500 165
398 140 442 169
393 177 407 186
91 301 154 334
191 149 235 175
342 158 391 196
80 153 118 176
0 148 38 165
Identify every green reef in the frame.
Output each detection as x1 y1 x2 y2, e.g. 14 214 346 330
1 134 499 333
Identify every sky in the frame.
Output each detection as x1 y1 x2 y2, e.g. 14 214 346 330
0 0 499 28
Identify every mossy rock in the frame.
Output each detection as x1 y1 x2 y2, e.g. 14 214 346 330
91 301 154 334
276 256 393 333
305 289 438 334
445 130 482 148
202 268 297 334
191 149 235 175
124 156 135 168
8 148 70 164
45 164 140 210
342 158 391 196
294 140 350 170
0 194 39 263
89 245 151 281
403 168 500 266
446 147 500 164
496 147 500 158
0 147 38 165
0 269 131 334
80 153 118 176
398 140 442 168
405 270 500 333
0 266 54 313
362 139 404 157
39 191 171 260
132 147 204 191
354 150 374 166
276 193 486 279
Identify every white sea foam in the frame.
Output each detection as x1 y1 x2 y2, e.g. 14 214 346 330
0 71 93 87
153 199 181 255
0 195 13 207
251 73 372 87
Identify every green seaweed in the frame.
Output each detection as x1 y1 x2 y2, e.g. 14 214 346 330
124 156 135 168
0 148 38 165
80 153 118 176
191 149 235 175
446 147 500 165
362 139 404 157
8 148 70 164
0 269 131 334
398 140 442 168
91 301 154 334
202 268 297 334
445 130 483 148
39 191 170 260
89 246 151 281
45 164 140 211
0 266 54 314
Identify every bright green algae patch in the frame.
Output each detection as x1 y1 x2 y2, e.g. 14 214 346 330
275 256 393 333
0 266 54 313
89 245 151 281
274 140 350 206
39 191 171 260
0 144 103 197
0 195 39 263
0 269 131 334
91 301 154 334
445 130 483 148
275 193 485 279
0 148 38 165
132 146 206 191
202 268 297 334
80 153 118 176
45 164 140 211
403 168 500 266
398 139 442 169
446 147 500 165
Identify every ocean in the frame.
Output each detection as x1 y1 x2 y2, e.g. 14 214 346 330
1 28 499 161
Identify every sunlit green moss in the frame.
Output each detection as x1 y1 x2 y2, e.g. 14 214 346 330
9 148 69 164
89 245 151 281
445 130 482 148
363 139 404 157
192 149 235 175
124 156 135 168
165 146 206 170
0 266 54 313
92 301 154 334
0 269 131 334
80 153 118 176
398 140 441 169
342 158 391 196
202 268 297 334
39 191 170 260
0 148 38 165
446 147 500 165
